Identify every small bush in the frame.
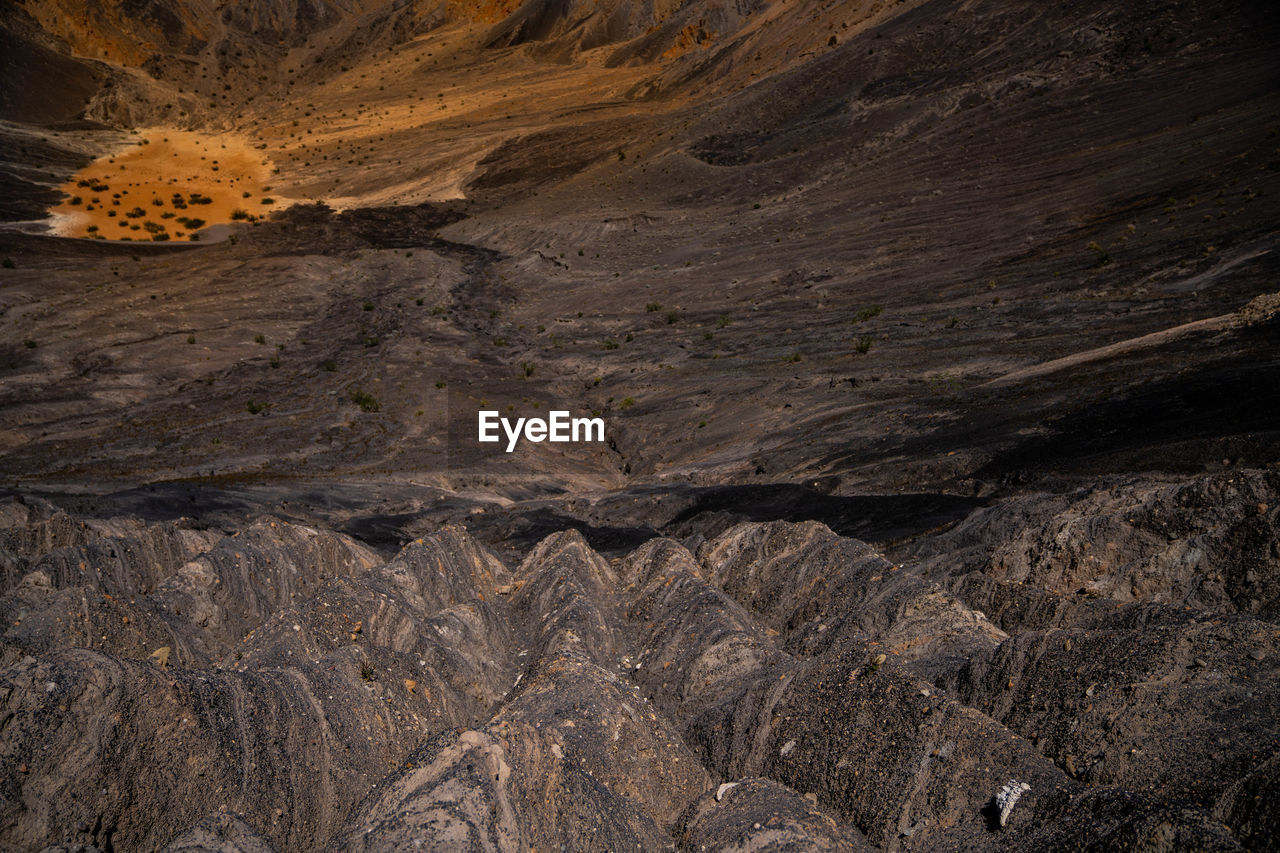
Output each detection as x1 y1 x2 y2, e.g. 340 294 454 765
230 209 251 221
322 359 337 372
1 258 13 269
23 339 37 349
619 397 636 410
665 311 680 324
521 361 535 378
854 335 873 354
854 305 883 322
349 389 380 412
362 301 374 311
435 380 446 389
717 315 731 328
1088 241 1111 267
254 334 266 344
646 302 663 312
602 339 619 350
246 399 267 414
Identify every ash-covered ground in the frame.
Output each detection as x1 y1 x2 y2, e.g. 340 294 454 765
0 0 1278 850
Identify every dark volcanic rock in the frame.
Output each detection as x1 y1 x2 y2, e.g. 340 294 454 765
0 469 1274 850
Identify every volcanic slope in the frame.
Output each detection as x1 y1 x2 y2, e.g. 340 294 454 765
1 471 1277 850
0 0 1278 850
0 0 1277 496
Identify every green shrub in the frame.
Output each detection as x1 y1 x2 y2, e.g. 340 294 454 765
1088 241 1111 267
246 399 267 414
854 335 873 354
349 389 380 412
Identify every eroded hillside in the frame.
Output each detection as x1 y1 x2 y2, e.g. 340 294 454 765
0 0 1277 849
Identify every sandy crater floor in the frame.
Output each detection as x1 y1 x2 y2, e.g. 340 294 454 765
48 129 286 241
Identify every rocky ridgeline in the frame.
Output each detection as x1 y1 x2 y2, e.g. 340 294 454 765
0 470 1276 851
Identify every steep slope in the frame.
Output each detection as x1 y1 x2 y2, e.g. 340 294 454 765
0 471 1274 850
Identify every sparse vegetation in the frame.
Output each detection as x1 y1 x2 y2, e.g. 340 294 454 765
246 399 267 414
854 305 883 322
854 335 873 354
349 389 380 412
254 334 266 344
646 302 663 312
1088 241 1111 267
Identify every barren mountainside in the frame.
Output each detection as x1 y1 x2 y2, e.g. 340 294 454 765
0 0 1278 850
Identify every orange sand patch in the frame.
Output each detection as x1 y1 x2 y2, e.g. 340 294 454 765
49 129 290 242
